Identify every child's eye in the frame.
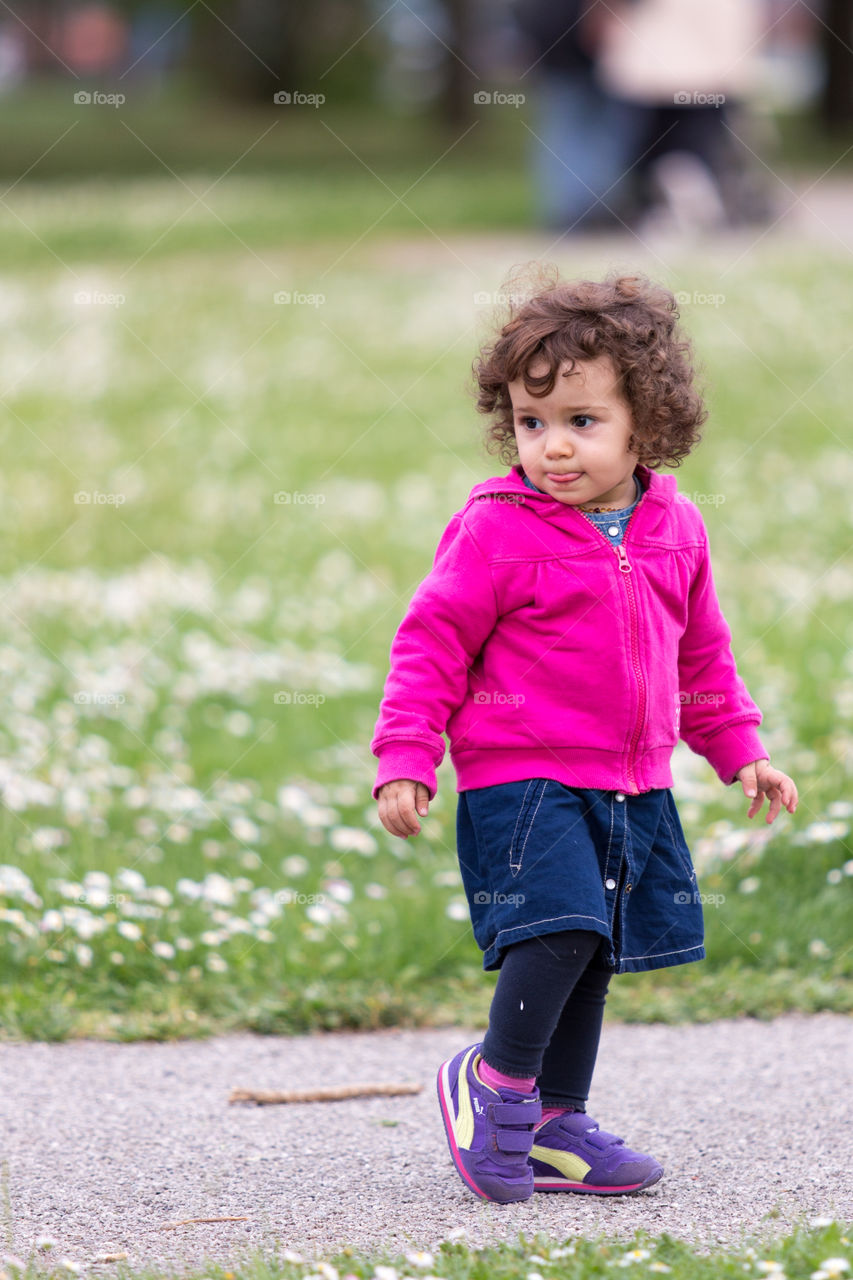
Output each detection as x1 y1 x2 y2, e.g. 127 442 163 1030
519 416 543 431
573 415 596 429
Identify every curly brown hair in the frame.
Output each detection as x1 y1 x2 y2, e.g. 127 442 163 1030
473 265 707 469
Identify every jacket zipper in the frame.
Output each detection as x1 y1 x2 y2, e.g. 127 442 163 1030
579 513 646 795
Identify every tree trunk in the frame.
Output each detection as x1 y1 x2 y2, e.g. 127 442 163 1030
188 0 298 100
187 0 376 104
820 0 853 129
440 0 477 127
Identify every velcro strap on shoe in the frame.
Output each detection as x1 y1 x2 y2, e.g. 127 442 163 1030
495 1127 536 1153
585 1128 624 1151
490 1100 542 1126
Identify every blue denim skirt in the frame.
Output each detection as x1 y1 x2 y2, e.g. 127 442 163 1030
456 779 705 974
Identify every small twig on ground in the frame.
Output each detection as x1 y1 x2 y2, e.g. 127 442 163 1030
228 1082 423 1104
160 1217 250 1230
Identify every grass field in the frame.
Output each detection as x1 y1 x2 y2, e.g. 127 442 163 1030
0 108 851 1041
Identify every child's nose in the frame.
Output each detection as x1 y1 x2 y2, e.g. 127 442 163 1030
545 431 573 458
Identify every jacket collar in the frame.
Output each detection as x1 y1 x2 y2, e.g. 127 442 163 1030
465 465 677 530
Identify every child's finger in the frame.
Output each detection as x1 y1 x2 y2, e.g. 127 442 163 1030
415 782 430 817
764 787 783 824
394 787 422 837
378 807 402 838
778 776 798 812
739 765 758 800
747 791 764 819
378 798 406 838
761 772 798 821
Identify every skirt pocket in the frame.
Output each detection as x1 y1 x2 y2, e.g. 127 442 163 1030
507 778 551 877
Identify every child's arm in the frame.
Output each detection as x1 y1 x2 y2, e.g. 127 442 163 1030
677 520 798 819
735 758 798 824
371 513 498 821
676 535 766 783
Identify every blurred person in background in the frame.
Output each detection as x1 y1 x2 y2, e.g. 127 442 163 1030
595 0 773 233
513 0 648 231
515 0 774 234
0 22 25 92
124 5 190 89
60 3 127 77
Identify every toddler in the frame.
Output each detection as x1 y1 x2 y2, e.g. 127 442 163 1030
371 270 798 1204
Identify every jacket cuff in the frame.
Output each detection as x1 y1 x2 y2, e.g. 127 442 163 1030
373 746 439 800
703 722 769 786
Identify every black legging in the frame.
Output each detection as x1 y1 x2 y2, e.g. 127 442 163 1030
480 929 611 1109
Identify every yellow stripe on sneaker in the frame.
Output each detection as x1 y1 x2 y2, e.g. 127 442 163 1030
453 1046 478 1150
530 1143 591 1183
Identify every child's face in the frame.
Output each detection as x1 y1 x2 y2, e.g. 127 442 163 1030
509 356 639 508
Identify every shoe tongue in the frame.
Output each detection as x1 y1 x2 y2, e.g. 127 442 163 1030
498 1085 536 1103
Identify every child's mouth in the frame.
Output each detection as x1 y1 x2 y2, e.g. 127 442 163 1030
546 471 583 484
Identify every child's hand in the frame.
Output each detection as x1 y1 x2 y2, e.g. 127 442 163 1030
736 758 798 824
377 779 431 838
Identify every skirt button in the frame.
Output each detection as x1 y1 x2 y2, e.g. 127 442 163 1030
615 792 626 802
605 877 617 890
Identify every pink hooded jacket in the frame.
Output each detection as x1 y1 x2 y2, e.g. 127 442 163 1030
371 464 767 799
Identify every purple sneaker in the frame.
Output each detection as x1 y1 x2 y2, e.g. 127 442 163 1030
530 1110 663 1195
436 1044 542 1203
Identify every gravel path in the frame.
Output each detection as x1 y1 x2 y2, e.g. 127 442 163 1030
2 1014 851 1275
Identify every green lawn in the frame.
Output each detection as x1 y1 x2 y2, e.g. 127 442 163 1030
0 152 851 1040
